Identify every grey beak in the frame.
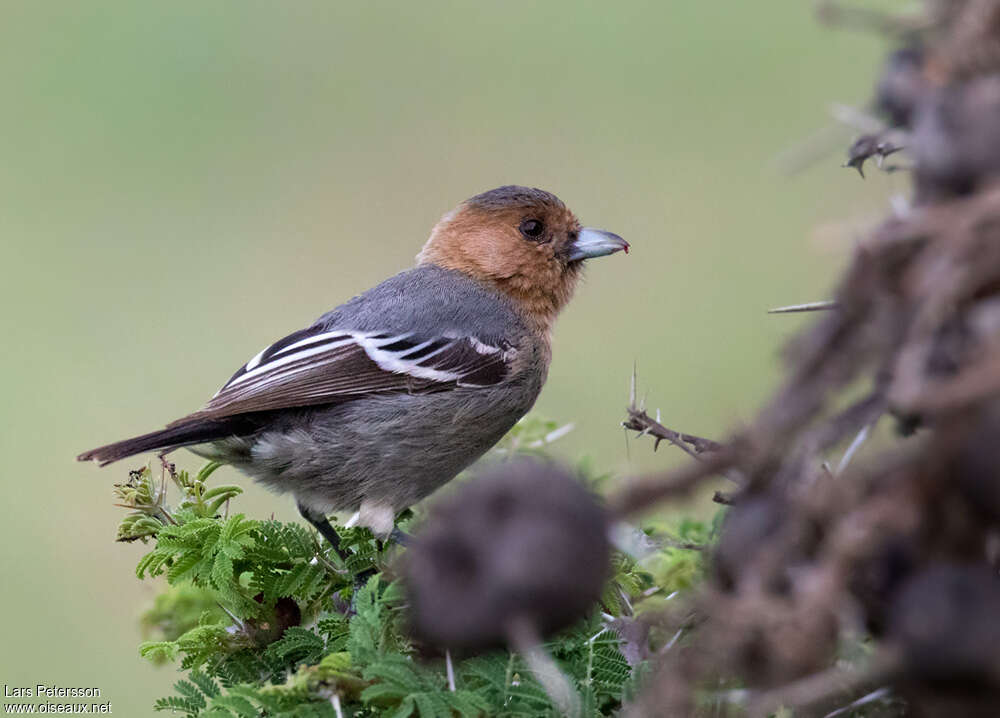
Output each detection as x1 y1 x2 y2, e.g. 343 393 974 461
566 228 629 262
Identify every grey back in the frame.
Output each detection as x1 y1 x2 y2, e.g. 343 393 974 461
313 265 526 342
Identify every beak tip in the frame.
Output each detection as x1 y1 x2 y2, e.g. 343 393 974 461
569 228 629 261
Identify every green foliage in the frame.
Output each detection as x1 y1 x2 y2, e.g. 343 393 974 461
492 415 576 457
140 583 228 646
119 419 713 716
640 512 726 598
115 462 243 542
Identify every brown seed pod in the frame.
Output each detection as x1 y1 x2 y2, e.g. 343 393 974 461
402 458 610 652
876 46 929 128
912 75 1000 199
888 563 1000 685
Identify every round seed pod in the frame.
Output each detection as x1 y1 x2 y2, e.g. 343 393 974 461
712 495 784 592
403 458 610 652
875 46 928 128
951 410 1000 523
888 563 1000 685
912 75 1000 200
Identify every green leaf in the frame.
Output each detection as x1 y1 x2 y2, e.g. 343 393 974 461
188 670 221 699
264 627 326 669
140 641 180 664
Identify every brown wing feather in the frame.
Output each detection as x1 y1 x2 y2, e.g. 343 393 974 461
171 331 513 425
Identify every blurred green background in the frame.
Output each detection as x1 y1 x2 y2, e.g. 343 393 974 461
2 1 903 714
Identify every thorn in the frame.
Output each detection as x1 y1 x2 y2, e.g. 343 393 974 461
543 422 575 444
829 103 884 134
843 160 865 178
663 628 684 653
445 649 456 692
768 300 838 314
837 422 874 476
527 422 575 448
629 362 637 409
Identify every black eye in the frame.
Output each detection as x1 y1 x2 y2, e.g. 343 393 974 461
519 218 545 240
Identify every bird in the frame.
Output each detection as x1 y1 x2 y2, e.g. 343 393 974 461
78 186 628 549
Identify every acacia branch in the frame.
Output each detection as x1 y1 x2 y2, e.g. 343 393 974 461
622 407 724 458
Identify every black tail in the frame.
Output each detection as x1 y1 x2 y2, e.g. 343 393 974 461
77 417 239 467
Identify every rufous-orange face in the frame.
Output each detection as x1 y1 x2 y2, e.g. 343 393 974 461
418 186 627 328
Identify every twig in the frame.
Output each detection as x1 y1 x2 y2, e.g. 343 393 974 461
158 454 178 480
622 408 724 458
745 649 902 718
623 407 749 489
157 506 179 526
814 1 931 36
823 687 892 718
609 448 738 518
310 533 348 576
659 536 707 552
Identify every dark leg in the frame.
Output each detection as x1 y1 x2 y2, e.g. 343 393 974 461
297 502 342 554
389 528 412 546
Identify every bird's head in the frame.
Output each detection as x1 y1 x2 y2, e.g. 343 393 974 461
417 186 628 328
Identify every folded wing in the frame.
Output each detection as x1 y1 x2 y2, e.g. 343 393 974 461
176 328 517 424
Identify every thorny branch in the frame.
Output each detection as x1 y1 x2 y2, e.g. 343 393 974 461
609 448 738 519
744 649 903 718
611 3 1000 715
622 407 724 458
